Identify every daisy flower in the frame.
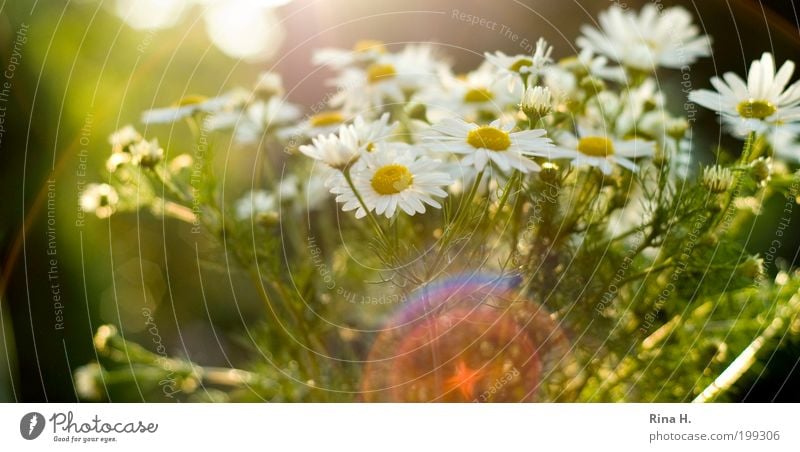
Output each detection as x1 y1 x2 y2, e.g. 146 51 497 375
235 190 276 221
141 89 250 124
327 44 444 113
543 65 581 109
423 118 561 173
208 97 302 143
484 38 553 91
252 71 285 99
577 5 711 71
312 40 389 69
724 115 800 163
690 53 800 131
278 110 348 141
342 113 398 152
298 130 360 170
559 48 625 82
297 114 399 170
331 145 452 219
555 129 655 174
419 63 520 123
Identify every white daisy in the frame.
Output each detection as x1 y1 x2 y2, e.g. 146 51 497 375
327 44 444 114
331 145 451 219
560 48 625 82
577 5 711 71
724 116 800 163
419 63 520 123
423 118 562 173
235 190 276 221
141 89 249 124
484 38 553 92
555 130 655 174
312 40 389 69
550 68 581 105
252 71 285 99
208 97 302 143
342 113 398 152
690 53 800 131
769 126 800 163
298 130 360 170
278 109 349 141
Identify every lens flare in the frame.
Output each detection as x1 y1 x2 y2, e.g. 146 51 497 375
361 273 573 402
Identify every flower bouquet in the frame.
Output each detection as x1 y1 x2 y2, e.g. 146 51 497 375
76 4 800 402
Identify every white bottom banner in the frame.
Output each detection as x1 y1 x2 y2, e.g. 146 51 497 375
0 404 797 451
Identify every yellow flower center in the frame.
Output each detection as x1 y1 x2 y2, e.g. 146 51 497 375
466 126 511 151
371 164 413 195
309 111 344 127
366 63 397 84
353 40 387 54
509 58 533 73
577 136 615 157
463 88 494 103
736 99 777 120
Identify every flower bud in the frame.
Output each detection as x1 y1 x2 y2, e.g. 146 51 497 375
750 157 772 186
738 256 764 279
579 76 605 97
702 165 733 194
80 184 120 219
520 86 552 122
666 118 689 140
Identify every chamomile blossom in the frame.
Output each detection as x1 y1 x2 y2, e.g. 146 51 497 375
420 63 519 123
252 71 285 99
768 126 800 163
724 116 800 163
278 110 349 140
423 118 561 173
543 65 581 109
690 53 800 131
520 86 553 121
330 145 451 219
298 130 360 170
298 114 396 167
312 40 389 69
483 38 553 92
209 97 302 143
342 113 397 152
559 48 625 82
555 129 655 174
235 190 276 221
327 44 444 113
141 89 250 124
702 165 734 194
577 5 711 71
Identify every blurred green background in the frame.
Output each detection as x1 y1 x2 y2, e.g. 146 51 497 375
1 0 799 402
